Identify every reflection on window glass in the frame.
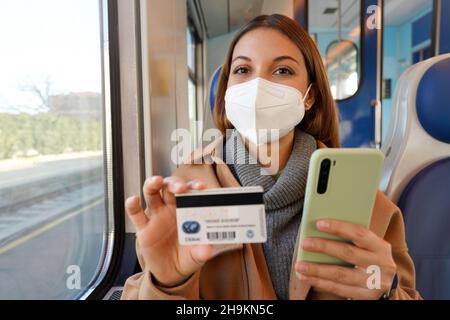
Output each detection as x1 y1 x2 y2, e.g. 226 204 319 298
188 79 197 147
309 0 361 100
382 0 434 142
187 24 198 149
326 40 359 99
187 28 196 73
0 0 108 299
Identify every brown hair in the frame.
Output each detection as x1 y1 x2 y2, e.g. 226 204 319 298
213 14 340 147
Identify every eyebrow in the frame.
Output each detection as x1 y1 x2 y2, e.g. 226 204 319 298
231 55 299 65
273 55 299 65
231 55 251 64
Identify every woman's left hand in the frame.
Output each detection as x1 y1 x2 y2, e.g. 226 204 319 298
295 219 397 300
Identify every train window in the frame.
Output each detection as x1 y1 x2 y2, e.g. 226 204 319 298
309 0 361 100
0 0 111 299
382 0 435 142
325 40 359 99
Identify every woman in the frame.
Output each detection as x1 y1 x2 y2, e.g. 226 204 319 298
121 14 421 300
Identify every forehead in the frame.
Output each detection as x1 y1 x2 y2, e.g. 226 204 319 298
232 27 304 62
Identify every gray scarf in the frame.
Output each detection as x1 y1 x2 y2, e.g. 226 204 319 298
224 128 317 299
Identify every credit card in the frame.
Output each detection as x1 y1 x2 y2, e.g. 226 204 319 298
175 186 267 245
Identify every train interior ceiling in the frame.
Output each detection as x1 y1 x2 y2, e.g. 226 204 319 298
0 0 449 300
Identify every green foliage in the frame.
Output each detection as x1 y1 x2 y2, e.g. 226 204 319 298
0 112 102 160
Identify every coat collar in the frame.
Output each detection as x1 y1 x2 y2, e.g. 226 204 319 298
184 134 326 165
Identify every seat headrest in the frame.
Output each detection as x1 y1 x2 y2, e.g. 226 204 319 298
416 57 450 143
209 67 222 112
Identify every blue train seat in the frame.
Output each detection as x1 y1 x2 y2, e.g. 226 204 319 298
202 67 222 135
209 66 222 112
381 54 450 299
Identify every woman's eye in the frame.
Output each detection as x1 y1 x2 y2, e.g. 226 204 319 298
234 66 249 74
274 67 293 75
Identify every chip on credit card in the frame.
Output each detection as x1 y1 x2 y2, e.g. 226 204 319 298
175 186 267 245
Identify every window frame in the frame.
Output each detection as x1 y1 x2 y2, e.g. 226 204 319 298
187 21 200 107
80 0 125 300
187 23 198 84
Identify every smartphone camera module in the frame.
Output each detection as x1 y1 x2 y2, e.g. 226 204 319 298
317 158 331 194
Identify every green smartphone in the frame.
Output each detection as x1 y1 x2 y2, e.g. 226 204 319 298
297 148 385 266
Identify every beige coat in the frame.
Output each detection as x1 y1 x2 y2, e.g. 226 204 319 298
122 137 421 300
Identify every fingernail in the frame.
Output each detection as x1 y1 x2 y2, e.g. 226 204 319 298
317 220 330 230
190 180 201 188
151 176 160 182
297 263 309 273
196 182 206 189
302 238 314 249
296 272 308 281
125 196 137 208
174 182 183 189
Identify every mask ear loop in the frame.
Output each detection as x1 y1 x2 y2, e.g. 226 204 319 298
302 84 313 103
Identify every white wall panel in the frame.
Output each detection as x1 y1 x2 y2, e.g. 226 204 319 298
141 0 189 177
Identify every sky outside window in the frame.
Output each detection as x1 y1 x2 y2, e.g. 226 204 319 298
0 0 102 113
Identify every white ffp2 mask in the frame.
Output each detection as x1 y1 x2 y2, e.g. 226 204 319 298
224 77 312 145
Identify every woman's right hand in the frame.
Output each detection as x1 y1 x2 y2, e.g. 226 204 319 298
125 176 214 287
